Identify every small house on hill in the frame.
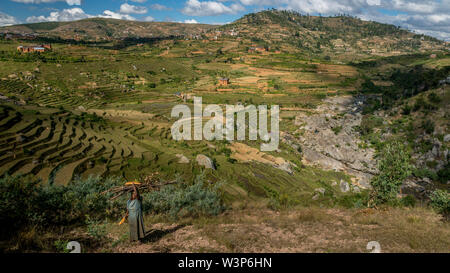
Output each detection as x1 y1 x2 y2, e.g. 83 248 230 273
248 46 266 53
17 44 52 53
219 78 230 86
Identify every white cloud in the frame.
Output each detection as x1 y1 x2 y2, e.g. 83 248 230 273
66 0 81 5
150 4 171 11
387 0 438 14
366 0 380 6
0 12 19 26
25 7 138 23
99 10 136 20
119 3 148 14
184 19 199 23
141 16 155 22
12 0 81 5
182 0 245 16
26 7 89 22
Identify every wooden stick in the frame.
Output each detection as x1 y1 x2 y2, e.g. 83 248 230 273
102 179 177 200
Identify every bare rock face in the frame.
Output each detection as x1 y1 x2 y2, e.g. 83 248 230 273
276 161 295 174
444 134 450 143
401 178 434 200
289 96 378 188
196 154 216 170
315 188 326 195
340 180 350 192
413 137 448 171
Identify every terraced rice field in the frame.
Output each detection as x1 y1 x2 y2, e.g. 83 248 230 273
0 104 159 185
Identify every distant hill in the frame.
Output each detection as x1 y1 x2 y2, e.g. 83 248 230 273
0 18 214 41
0 10 448 56
219 10 448 57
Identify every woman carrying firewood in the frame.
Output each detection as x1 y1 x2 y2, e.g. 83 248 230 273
125 184 145 242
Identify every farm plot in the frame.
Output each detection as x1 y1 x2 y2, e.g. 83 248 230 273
0 104 150 185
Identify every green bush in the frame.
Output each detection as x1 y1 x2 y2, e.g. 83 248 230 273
413 168 438 181
53 240 70 253
430 190 449 217
0 173 226 240
370 141 413 205
336 192 369 209
421 120 435 134
437 164 450 184
402 104 412 115
0 175 123 240
360 79 381 93
143 174 224 219
0 175 41 239
86 216 108 240
427 92 441 104
358 115 384 136
400 195 416 207
332 126 343 135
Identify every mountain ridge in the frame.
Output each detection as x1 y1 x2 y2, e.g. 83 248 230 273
0 18 215 41
0 10 448 58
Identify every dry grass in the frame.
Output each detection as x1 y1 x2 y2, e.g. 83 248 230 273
102 207 450 253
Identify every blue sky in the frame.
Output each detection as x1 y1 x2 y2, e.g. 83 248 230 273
0 0 449 41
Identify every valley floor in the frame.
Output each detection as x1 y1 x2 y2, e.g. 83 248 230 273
93 207 450 253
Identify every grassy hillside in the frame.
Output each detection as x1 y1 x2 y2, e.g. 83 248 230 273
219 10 448 61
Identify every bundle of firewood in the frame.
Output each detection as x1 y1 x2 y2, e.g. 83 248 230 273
102 173 176 200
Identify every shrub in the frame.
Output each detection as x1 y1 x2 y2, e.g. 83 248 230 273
358 115 384 136
413 168 438 181
331 126 342 135
430 190 449 218
437 164 450 184
402 104 412 115
421 120 435 134
412 99 422 111
427 92 441 104
86 217 108 240
0 173 226 241
360 79 381 93
369 141 413 206
336 192 369 209
0 175 123 240
143 174 224 219
400 195 416 207
54 240 70 253
0 175 41 239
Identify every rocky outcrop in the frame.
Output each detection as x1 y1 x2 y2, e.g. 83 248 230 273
176 154 190 164
287 96 378 188
340 180 350 192
413 136 449 171
196 154 216 170
401 177 435 200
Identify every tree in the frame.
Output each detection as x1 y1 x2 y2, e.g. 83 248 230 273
369 141 412 206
